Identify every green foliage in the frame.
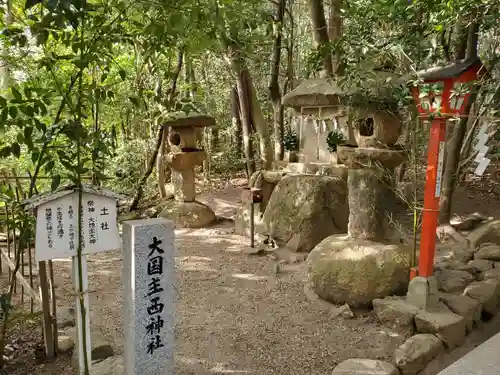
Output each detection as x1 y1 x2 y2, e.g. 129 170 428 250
326 129 346 153
104 138 151 195
283 130 299 151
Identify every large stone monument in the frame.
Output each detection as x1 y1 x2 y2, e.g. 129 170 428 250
123 218 175 375
158 113 217 228
307 79 413 308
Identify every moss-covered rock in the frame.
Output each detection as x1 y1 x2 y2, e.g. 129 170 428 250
158 200 216 228
307 235 412 307
262 174 348 252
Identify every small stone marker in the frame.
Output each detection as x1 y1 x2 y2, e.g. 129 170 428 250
123 218 175 375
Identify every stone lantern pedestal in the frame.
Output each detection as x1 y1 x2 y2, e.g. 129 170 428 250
306 108 413 308
158 113 216 228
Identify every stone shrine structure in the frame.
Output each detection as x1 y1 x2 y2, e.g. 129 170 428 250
158 112 217 228
236 68 407 254
235 77 353 248
306 76 413 308
279 78 352 174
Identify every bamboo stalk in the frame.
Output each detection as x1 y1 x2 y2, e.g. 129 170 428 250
38 261 55 358
0 249 42 306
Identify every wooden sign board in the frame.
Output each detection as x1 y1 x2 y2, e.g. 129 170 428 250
35 191 120 261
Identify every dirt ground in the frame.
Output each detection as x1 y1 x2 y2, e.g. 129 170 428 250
3 168 500 375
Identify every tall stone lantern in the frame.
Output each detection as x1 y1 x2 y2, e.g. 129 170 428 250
306 74 414 308
158 112 217 228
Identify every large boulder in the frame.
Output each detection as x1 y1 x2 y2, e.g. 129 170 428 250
262 175 348 252
307 235 412 308
158 200 216 228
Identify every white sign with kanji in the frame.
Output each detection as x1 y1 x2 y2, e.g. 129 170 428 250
35 192 119 261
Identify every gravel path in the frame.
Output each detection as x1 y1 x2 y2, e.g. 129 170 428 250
51 223 405 375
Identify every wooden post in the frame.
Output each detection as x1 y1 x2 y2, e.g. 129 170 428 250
249 202 255 248
38 260 55 358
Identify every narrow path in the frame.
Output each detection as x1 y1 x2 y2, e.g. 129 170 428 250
52 224 404 375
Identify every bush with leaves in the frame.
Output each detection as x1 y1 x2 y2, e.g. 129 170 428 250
105 138 152 196
326 129 346 153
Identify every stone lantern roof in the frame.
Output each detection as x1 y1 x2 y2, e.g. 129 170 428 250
162 111 215 128
282 69 406 112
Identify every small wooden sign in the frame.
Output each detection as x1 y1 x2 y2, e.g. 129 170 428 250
22 185 126 262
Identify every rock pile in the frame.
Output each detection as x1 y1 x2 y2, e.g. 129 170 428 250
331 221 500 375
56 306 119 375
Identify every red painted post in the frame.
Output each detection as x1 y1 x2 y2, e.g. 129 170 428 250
417 118 447 278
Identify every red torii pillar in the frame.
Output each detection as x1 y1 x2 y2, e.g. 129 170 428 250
406 58 484 309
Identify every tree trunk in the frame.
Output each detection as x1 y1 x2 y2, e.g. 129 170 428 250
269 0 286 161
328 0 343 75
246 71 273 170
231 86 243 158
438 22 480 223
130 48 183 211
283 1 295 94
230 60 255 176
157 125 167 198
225 42 257 177
235 68 256 177
307 0 333 77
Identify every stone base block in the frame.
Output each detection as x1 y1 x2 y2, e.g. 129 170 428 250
394 334 444 375
307 235 412 308
406 276 439 310
332 359 400 375
158 200 216 228
439 293 481 333
414 303 466 349
372 296 419 337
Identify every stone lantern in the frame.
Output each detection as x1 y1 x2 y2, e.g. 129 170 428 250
158 112 217 228
306 73 413 308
